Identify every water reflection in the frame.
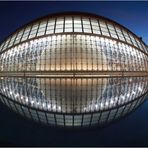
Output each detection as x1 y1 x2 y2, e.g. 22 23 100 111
0 76 147 127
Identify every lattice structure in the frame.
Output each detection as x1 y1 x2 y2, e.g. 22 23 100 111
0 12 147 128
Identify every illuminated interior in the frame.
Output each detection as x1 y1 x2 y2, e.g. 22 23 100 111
0 12 147 127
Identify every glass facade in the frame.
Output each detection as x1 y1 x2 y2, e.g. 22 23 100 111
0 14 147 54
0 35 147 72
0 12 147 128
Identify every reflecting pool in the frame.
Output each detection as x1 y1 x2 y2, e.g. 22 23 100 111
0 76 147 127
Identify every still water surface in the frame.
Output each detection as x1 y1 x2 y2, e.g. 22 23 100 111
0 97 147 146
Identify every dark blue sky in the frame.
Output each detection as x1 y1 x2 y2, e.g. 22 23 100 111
0 1 148 44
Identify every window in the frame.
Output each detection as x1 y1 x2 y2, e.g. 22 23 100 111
74 17 82 32
99 20 110 36
46 19 55 34
37 21 47 36
55 17 64 33
115 26 125 41
91 19 101 34
21 26 31 41
65 17 73 32
28 23 39 39
107 23 118 39
82 18 92 33
14 29 24 45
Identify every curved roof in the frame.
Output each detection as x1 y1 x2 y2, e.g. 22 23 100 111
0 11 147 55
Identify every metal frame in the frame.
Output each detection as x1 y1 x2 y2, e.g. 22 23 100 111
0 12 148 128
0 12 147 55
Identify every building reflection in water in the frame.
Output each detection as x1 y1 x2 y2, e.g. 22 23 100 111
0 12 148 128
0 76 147 128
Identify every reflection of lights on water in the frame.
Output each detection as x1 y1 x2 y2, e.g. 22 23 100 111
138 87 142 91
95 104 98 109
47 104 51 109
115 97 118 101
53 105 56 110
0 12 147 128
110 100 114 104
25 98 29 103
58 106 61 111
100 103 103 108
42 103 46 108
15 94 19 98
31 100 34 104
1 77 146 114
105 101 109 106
132 91 136 95
121 95 125 100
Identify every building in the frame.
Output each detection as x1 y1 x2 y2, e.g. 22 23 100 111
0 12 147 128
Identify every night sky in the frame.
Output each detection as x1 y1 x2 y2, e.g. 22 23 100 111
0 1 148 147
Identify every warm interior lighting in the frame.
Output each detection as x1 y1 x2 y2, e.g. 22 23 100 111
0 12 147 127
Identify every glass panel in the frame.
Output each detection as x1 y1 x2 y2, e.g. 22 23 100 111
55 17 64 33
115 26 125 41
82 18 92 33
29 23 39 39
46 19 55 34
99 20 110 36
122 29 132 44
91 19 101 34
65 17 73 32
107 23 118 39
14 29 24 45
74 17 82 32
0 42 5 52
2 37 11 51
37 20 47 36
21 26 31 41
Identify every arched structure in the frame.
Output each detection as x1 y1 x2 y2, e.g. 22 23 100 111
0 12 147 127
